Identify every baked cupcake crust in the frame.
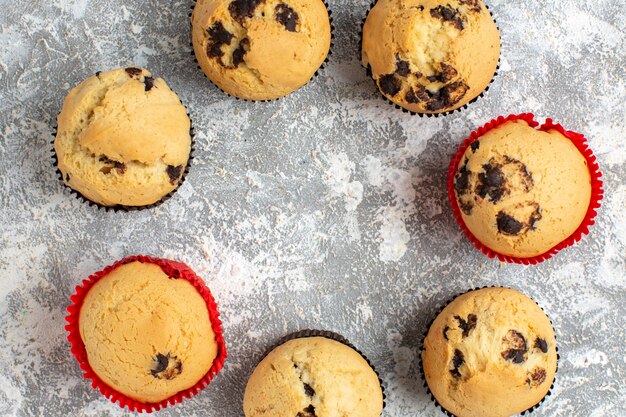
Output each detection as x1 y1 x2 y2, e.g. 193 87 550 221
243 336 383 417
55 67 191 207
78 261 217 403
362 0 499 113
192 0 331 100
422 288 557 417
453 119 592 258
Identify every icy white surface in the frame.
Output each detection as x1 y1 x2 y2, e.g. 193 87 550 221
0 0 624 416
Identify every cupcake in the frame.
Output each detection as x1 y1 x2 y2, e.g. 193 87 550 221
66 256 226 412
449 114 603 262
54 67 192 209
243 331 384 417
191 0 332 101
362 0 500 114
421 287 558 417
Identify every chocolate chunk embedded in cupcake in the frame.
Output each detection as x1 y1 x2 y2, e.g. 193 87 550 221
243 333 384 417
54 67 192 208
362 0 500 114
66 256 226 411
422 287 558 417
449 115 602 261
192 0 332 100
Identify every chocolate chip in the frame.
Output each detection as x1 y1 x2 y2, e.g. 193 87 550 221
297 405 317 417
534 338 548 353
430 5 464 30
470 141 480 152
503 349 526 364
443 326 450 340
229 0 263 23
167 165 183 184
477 163 505 202
496 212 524 235
151 353 183 380
441 80 469 107
455 314 477 337
378 74 402 97
405 85 429 103
144 76 155 92
152 353 169 373
504 331 527 351
455 164 471 195
427 64 458 83
99 156 126 175
232 38 250 67
65 173 71 182
125 67 143 77
426 92 447 112
439 63 459 83
460 0 482 12
395 55 411 77
303 383 315 397
95 71 101 78
450 349 465 378
207 21 234 59
275 3 299 32
506 156 534 191
501 330 528 364
528 205 542 230
497 202 542 236
527 367 547 387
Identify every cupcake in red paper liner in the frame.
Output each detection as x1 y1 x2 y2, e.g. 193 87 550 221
65 255 227 413
448 113 603 264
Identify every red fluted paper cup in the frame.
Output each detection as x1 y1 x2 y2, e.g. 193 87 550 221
447 113 603 264
65 255 227 413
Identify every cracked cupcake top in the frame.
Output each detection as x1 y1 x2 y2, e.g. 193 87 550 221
243 336 383 417
192 0 331 100
78 261 217 403
422 287 558 417
54 67 191 207
453 120 592 258
362 0 500 113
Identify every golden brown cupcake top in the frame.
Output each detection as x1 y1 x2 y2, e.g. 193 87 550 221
192 0 331 100
243 337 383 417
423 288 557 417
55 67 191 207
